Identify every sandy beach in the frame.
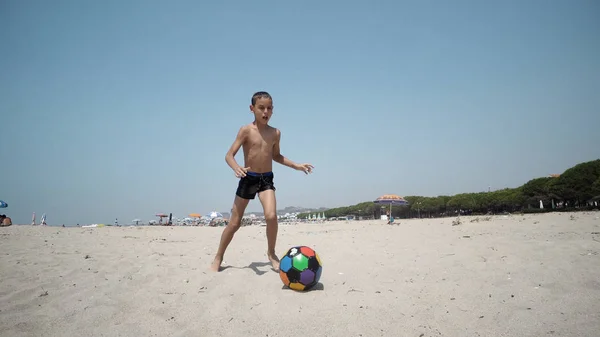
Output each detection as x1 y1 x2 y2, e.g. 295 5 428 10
1 212 599 337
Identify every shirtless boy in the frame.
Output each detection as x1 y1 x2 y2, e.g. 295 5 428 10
210 91 313 272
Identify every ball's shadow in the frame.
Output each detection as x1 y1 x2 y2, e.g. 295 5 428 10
281 282 325 292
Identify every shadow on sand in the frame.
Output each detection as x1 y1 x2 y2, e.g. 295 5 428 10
217 262 325 292
246 261 277 275
281 282 325 292
217 261 277 275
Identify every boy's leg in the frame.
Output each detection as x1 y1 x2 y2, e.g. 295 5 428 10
258 189 280 270
210 196 250 272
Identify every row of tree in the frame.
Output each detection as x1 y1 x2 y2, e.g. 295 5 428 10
298 159 600 219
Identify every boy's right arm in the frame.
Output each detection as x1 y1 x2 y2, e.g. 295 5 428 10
225 126 250 177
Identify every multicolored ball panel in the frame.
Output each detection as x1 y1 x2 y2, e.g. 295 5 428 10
286 267 301 283
292 254 309 271
315 265 322 283
289 282 305 291
280 255 292 273
300 269 315 285
300 246 315 257
279 271 290 286
308 256 320 270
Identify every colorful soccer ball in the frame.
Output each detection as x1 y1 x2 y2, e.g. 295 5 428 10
279 246 322 291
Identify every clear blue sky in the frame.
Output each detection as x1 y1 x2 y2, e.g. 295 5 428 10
1 0 599 225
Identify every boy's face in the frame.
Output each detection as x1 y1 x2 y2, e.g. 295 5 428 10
250 97 273 125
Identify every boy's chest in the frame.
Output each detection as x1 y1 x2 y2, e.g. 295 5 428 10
246 132 275 149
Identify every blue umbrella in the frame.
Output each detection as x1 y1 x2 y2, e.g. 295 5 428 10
0 200 7 208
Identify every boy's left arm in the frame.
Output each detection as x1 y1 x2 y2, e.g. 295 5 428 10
273 129 313 174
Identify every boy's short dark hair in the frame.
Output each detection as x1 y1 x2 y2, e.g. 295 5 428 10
251 91 272 106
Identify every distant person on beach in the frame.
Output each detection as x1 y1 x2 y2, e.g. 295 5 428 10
0 214 12 227
210 91 314 272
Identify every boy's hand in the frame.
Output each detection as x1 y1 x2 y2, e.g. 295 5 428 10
296 163 314 174
234 166 251 178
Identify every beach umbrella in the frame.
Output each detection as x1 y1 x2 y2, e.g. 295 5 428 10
132 219 141 225
373 194 409 218
209 211 223 219
189 213 201 218
0 200 7 208
155 213 168 225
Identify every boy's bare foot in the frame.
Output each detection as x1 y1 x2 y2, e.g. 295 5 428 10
210 257 223 272
267 252 280 271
